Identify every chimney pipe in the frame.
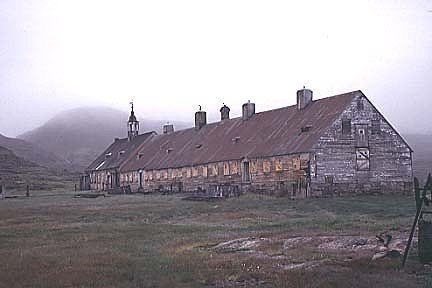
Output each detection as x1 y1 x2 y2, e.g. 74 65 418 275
163 123 174 134
220 103 230 121
242 100 255 120
297 87 313 110
195 106 207 130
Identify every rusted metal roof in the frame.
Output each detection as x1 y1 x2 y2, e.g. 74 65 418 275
122 91 359 172
86 132 155 172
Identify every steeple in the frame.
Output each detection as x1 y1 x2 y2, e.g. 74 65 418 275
127 101 139 141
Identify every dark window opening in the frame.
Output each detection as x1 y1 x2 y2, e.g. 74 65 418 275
357 98 364 110
342 119 351 135
242 162 250 182
325 175 334 184
301 126 312 133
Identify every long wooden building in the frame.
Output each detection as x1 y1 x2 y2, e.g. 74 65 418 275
83 89 413 198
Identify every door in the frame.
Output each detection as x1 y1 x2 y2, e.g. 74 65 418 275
242 161 250 182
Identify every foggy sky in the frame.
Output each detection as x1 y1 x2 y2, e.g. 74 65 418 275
1 0 431 137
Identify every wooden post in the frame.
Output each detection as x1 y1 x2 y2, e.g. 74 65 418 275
26 185 30 197
402 175 432 268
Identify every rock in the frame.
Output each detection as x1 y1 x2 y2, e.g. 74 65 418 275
372 251 388 261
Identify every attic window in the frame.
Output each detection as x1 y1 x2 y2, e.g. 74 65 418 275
342 119 351 135
137 153 144 159
195 144 202 149
232 136 240 143
118 150 125 156
357 98 364 110
166 148 173 154
300 126 312 133
105 152 112 158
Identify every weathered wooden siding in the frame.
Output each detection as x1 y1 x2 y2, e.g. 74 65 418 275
310 94 412 196
121 153 310 198
89 168 118 191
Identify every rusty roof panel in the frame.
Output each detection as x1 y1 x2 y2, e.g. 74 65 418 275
86 132 155 172
122 91 359 172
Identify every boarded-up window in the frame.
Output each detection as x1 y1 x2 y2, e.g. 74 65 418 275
275 159 283 172
192 166 199 177
223 162 230 175
356 148 370 171
211 164 218 176
250 160 258 174
292 157 300 170
202 166 208 177
263 160 271 173
342 119 351 135
230 161 238 174
371 119 381 135
355 125 369 147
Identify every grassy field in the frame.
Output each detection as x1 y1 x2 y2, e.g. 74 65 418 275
0 191 431 288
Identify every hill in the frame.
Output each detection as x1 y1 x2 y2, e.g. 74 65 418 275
18 107 190 172
0 133 70 171
0 145 39 172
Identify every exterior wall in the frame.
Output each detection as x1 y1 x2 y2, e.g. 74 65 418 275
310 95 412 197
88 168 119 191
120 153 311 198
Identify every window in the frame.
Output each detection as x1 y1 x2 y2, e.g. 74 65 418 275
223 162 230 176
202 166 208 177
357 98 364 110
250 160 258 174
324 175 334 184
355 125 369 147
263 160 271 173
292 157 300 171
192 167 198 177
275 159 283 171
371 119 381 135
300 126 312 133
186 168 192 178
208 163 218 176
230 161 239 174
356 148 370 171
342 119 351 135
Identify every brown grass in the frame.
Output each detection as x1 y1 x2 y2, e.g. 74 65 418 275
0 192 430 287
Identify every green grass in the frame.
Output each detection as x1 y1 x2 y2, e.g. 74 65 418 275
0 192 430 288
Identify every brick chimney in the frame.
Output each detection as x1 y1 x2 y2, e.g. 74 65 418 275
163 123 174 134
297 87 313 110
242 100 255 120
195 106 207 130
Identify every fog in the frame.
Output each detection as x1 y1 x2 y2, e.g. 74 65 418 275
1 0 431 137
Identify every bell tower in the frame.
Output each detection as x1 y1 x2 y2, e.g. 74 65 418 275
127 101 139 141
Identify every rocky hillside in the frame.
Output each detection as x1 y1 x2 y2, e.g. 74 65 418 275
18 107 189 172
